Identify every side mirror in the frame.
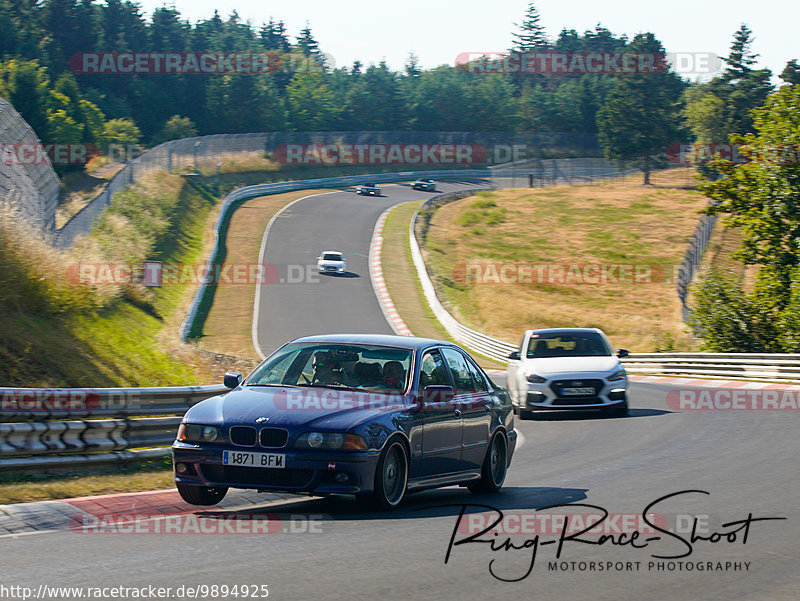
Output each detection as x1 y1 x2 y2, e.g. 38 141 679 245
617 349 630 359
423 385 454 405
224 371 243 389
508 351 521 360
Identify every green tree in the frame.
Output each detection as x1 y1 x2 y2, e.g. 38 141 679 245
689 268 780 352
698 84 800 307
99 117 141 147
286 68 339 130
596 33 684 183
780 60 800 85
259 18 290 52
151 115 198 146
511 2 548 52
2 59 51 138
682 86 728 145
346 62 409 130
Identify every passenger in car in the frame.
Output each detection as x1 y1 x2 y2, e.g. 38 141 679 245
380 361 405 390
355 362 383 387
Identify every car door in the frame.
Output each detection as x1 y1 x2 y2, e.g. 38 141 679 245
442 348 491 472
417 348 462 477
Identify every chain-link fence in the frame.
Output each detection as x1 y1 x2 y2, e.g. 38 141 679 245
54 132 613 247
676 212 718 320
0 96 60 231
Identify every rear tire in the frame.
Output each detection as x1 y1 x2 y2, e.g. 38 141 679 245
176 483 228 506
468 432 508 493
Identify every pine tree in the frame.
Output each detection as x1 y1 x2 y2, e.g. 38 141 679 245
780 60 800 85
721 24 758 82
511 2 548 52
596 33 685 184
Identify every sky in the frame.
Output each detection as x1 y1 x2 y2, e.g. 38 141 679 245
136 0 798 79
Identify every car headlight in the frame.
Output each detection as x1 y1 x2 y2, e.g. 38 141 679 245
607 368 627 382
177 424 220 443
294 432 367 450
526 373 547 384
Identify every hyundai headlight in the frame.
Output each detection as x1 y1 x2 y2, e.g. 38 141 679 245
526 373 547 384
607 368 627 382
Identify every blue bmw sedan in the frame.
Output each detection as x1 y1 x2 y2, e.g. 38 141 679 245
173 334 516 509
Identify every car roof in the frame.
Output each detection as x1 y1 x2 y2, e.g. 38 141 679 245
289 333 459 351
527 327 604 335
320 250 343 255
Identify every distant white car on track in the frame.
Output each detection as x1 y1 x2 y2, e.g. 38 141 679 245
317 251 346 274
506 328 629 418
356 183 381 196
412 178 436 191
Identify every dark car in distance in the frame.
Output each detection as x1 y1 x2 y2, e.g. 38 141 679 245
173 334 516 509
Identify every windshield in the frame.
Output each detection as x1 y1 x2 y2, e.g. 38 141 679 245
246 343 412 393
322 253 342 261
526 332 611 358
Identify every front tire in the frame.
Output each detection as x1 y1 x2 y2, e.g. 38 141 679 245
364 439 408 510
468 432 507 493
605 402 628 417
176 483 228 506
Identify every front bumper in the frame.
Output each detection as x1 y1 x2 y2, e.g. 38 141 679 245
172 442 380 495
520 377 627 411
319 264 345 273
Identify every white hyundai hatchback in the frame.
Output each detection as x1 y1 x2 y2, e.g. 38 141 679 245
317 250 346 274
506 328 629 418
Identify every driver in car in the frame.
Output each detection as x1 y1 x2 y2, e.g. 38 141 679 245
312 352 341 385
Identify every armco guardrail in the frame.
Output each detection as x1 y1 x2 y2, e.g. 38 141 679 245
178 169 493 341
621 353 800 381
0 384 227 471
4 354 800 471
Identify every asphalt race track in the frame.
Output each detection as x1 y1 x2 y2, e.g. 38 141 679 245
2 180 798 600
253 180 489 357
1 381 798 600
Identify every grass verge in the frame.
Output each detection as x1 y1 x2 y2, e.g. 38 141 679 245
421 168 707 352
195 189 337 358
380 201 506 369
0 456 174 504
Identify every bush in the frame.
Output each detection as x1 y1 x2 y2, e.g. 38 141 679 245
689 268 781 352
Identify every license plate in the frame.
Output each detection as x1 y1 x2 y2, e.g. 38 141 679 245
562 387 595 396
223 450 285 468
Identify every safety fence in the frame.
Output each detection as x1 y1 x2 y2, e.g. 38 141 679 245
0 384 227 471
5 352 800 471
676 212 718 320
0 96 60 231
52 129 616 247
